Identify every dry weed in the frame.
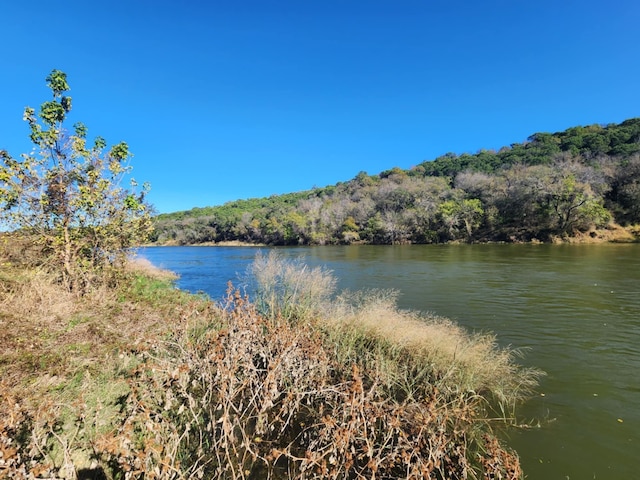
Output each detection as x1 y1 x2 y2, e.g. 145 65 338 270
0 250 538 479
329 289 541 408
92 284 531 479
247 250 336 321
125 257 179 282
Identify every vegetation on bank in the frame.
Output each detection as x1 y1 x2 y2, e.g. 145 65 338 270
1 247 540 479
153 118 640 245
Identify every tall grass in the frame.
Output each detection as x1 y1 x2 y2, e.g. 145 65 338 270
247 250 336 321
0 249 540 479
328 289 540 409
249 251 540 409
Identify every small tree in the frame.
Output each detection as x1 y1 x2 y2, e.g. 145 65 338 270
0 70 152 291
438 197 484 241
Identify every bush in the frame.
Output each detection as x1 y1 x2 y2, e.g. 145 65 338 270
0 70 152 293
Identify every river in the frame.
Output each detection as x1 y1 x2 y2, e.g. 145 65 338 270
138 243 640 480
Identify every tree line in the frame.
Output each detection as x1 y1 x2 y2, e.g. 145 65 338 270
152 118 640 245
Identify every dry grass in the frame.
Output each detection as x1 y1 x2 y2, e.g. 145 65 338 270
125 256 179 282
89 286 528 479
551 222 640 243
247 251 337 321
249 251 540 410
0 263 189 388
327 290 540 408
0 244 209 478
0 248 539 479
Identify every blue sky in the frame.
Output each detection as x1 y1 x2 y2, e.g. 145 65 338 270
1 1 639 213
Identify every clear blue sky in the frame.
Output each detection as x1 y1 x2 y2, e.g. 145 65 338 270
1 1 639 213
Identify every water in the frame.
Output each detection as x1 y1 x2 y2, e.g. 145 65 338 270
139 244 640 479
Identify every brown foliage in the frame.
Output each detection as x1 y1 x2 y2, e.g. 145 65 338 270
0 261 533 479
91 285 529 479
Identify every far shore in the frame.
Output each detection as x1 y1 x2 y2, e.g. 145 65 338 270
144 224 640 248
143 240 267 247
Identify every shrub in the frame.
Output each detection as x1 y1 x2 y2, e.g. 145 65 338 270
0 70 152 293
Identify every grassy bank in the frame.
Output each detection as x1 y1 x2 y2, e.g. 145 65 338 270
0 250 540 479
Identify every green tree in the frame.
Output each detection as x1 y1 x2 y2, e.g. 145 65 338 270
0 70 152 291
542 172 610 235
438 197 484 240
610 154 640 223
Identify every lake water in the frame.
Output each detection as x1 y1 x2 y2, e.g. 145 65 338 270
139 244 640 480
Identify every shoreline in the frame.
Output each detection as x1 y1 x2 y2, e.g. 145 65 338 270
145 224 640 247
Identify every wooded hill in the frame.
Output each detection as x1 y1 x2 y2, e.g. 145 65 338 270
152 118 640 245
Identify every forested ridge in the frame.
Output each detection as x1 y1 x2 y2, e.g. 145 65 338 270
152 118 640 245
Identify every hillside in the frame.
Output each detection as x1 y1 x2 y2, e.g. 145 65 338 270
152 118 640 245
